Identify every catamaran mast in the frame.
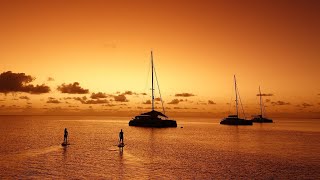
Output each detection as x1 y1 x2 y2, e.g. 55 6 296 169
151 51 155 111
234 75 239 117
259 86 263 117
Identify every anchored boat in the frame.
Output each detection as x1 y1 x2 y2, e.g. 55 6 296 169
220 75 252 126
129 51 177 128
251 86 273 123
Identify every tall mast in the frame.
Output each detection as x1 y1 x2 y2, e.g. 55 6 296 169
234 75 239 117
259 86 263 117
151 51 154 111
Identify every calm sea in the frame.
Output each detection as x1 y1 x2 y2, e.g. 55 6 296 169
0 115 319 179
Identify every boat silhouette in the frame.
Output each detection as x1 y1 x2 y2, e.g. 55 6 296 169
220 75 253 126
129 51 177 128
251 86 273 123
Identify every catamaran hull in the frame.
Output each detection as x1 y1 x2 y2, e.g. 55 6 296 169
220 118 253 125
251 117 273 123
129 119 177 128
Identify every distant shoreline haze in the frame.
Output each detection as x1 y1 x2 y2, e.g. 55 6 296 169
0 111 319 119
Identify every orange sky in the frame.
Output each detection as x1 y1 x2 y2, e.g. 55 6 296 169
0 0 319 117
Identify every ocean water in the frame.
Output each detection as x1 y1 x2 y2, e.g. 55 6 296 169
0 115 319 179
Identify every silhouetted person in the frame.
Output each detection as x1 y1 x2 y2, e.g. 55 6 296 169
64 128 68 144
119 129 124 144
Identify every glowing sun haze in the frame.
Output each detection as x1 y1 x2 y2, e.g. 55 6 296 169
0 0 319 117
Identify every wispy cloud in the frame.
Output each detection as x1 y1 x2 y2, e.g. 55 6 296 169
143 100 151 104
300 102 313 108
122 91 137 95
46 97 61 104
271 101 291 106
47 77 55 81
168 99 180 104
257 93 273 96
208 100 216 105
0 71 50 94
72 96 109 104
19 96 30 100
175 93 195 97
73 96 87 103
90 92 108 99
57 82 89 94
83 99 109 104
113 94 128 102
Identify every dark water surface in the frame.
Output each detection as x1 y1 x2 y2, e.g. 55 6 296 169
0 116 319 179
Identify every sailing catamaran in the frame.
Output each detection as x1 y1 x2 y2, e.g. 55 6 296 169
129 51 177 128
251 86 273 123
220 75 253 125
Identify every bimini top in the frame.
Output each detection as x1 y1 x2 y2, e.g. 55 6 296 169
141 110 168 118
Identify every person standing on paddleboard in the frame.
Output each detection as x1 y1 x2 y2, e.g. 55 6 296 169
64 128 68 144
119 129 124 144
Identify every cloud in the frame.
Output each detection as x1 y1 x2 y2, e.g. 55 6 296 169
91 92 108 99
155 97 161 101
72 96 109 104
0 71 50 94
47 77 55 81
83 99 109 104
72 96 87 103
265 99 271 103
113 94 128 102
168 99 180 104
271 101 291 106
57 82 89 94
122 91 137 95
173 107 189 110
102 104 116 107
141 93 147 95
175 93 195 97
301 103 313 108
46 97 61 104
107 91 135 102
19 96 30 100
208 100 216 105
257 93 273 96
143 100 151 104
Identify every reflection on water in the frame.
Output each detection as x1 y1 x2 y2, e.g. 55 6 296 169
0 116 319 179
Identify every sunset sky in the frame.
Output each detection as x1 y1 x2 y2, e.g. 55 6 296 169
0 0 319 117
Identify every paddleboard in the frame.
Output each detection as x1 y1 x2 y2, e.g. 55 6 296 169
61 142 70 147
118 143 125 147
